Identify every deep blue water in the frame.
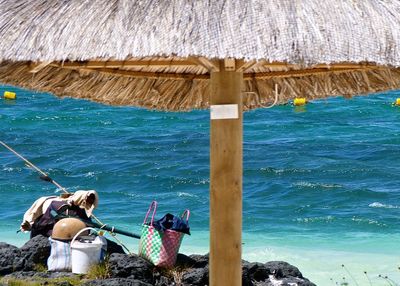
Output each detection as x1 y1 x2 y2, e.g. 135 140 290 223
1 85 400 284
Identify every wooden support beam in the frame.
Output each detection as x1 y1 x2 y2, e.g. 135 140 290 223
245 67 377 79
314 63 376 69
54 60 199 69
259 61 289 68
210 59 243 286
259 62 379 70
190 57 220 72
29 62 52 73
51 65 209 80
237 60 257 72
50 59 381 71
50 60 379 81
313 63 379 69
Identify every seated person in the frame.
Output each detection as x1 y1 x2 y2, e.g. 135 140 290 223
20 190 98 238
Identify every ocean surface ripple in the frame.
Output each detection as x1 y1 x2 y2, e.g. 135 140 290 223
1 86 400 285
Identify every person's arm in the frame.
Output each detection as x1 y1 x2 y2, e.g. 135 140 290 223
20 197 48 231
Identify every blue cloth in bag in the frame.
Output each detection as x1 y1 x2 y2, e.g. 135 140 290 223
152 213 191 235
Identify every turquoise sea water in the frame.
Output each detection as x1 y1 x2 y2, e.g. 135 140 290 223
1 85 400 285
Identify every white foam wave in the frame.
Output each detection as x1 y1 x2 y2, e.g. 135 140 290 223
194 179 209 185
115 191 140 198
177 192 198 198
268 275 283 286
351 217 387 227
294 216 335 223
84 171 96 178
369 202 400 209
292 181 341 189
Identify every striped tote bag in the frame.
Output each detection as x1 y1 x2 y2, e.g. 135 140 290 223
138 201 189 268
47 237 71 271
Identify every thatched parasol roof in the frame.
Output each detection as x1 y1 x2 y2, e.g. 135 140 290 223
2 2 400 285
0 1 400 110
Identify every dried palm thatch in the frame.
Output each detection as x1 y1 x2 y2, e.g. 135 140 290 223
0 61 399 111
1 0 400 65
0 0 400 110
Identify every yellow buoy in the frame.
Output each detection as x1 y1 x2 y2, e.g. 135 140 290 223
394 98 400 106
4 91 16 100
293 98 307 106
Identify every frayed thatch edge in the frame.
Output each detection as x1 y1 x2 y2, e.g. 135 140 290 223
0 62 399 111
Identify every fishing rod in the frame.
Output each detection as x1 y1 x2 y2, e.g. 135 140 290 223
0 141 68 193
0 140 140 244
53 212 141 239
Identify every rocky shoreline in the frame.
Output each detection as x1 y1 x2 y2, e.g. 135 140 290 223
0 235 316 286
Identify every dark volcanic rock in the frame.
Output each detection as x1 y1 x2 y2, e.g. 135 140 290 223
0 243 24 275
5 270 78 280
182 265 209 286
106 238 126 255
252 261 316 286
179 254 209 286
175 253 197 268
20 234 51 270
280 277 316 286
108 253 154 283
247 262 272 282
151 270 174 286
188 253 209 268
82 278 152 286
152 272 174 286
1 238 317 286
255 276 316 286
241 261 254 286
265 261 303 278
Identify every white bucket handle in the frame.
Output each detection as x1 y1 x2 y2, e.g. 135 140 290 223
71 227 99 246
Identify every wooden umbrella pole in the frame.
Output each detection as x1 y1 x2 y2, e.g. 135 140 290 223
210 59 243 286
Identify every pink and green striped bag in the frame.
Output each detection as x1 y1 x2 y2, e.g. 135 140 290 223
138 201 189 268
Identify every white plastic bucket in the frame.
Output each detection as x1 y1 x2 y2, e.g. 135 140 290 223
71 227 102 274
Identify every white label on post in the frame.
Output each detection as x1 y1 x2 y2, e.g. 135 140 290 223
210 104 239 120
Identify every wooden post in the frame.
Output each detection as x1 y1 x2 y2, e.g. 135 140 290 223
210 59 243 286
